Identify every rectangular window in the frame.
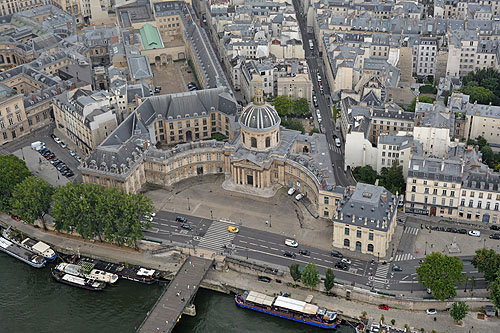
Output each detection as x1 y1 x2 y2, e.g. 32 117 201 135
356 230 362 238
324 197 329 205
369 232 374 241
344 228 349 236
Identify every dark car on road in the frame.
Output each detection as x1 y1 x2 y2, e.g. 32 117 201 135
39 148 48 154
181 223 192 230
56 163 66 171
176 216 187 223
458 229 467 234
331 250 343 258
490 233 500 240
299 249 310 256
258 276 271 283
283 251 296 258
446 227 458 233
335 261 348 270
491 225 500 231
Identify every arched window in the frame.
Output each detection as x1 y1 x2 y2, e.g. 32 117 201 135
367 244 374 252
242 133 245 144
355 241 362 252
265 137 270 147
251 137 257 148
344 239 350 247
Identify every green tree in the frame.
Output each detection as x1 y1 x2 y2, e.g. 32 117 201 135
309 127 320 134
490 271 500 310
289 263 301 282
381 161 405 195
281 118 305 133
324 268 335 295
293 98 310 117
419 85 437 94
10 176 54 230
353 165 378 184
450 301 469 323
407 98 417 112
471 248 500 283
0 155 31 211
418 95 435 104
301 262 319 290
273 96 293 116
332 105 341 120
461 85 495 105
416 253 466 301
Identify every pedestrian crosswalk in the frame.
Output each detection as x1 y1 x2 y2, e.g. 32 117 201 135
197 220 237 252
371 264 390 289
394 253 415 262
403 226 419 236
328 144 342 154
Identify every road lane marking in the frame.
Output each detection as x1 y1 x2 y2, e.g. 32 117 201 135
259 245 269 248
270 247 279 251
240 240 248 244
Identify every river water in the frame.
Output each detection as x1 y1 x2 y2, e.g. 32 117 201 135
0 254 354 333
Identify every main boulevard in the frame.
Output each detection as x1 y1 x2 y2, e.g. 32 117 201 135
144 210 488 295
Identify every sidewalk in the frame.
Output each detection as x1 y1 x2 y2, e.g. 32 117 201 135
206 268 499 333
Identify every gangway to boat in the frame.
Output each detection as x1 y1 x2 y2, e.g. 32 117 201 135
136 255 213 333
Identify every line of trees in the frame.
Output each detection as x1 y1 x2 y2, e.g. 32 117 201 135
289 263 335 294
472 248 500 310
1 154 154 248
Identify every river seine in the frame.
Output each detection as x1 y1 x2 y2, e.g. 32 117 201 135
0 254 354 333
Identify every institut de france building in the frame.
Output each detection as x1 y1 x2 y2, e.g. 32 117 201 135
80 87 343 218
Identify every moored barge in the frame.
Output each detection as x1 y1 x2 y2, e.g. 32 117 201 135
67 255 160 284
235 290 338 329
51 268 106 291
0 235 46 268
2 226 57 260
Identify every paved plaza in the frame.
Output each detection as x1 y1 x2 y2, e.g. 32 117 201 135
144 175 335 251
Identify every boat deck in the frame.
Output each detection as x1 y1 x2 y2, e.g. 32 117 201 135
0 236 44 265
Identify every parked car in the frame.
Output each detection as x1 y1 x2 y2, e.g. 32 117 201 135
53 137 61 144
426 288 432 294
378 304 389 310
299 249 310 256
50 159 60 165
283 251 296 258
287 187 296 195
485 304 496 317
143 215 153 222
489 233 500 240
335 261 348 270
284 239 298 247
426 309 437 315
56 163 66 171
295 193 305 201
490 225 500 231
68 150 76 157
331 250 343 258
181 223 192 230
45 153 55 160
175 216 187 223
258 276 271 283
392 265 403 272
39 147 48 154
64 171 74 178
59 142 67 149
468 230 481 237
458 229 467 234
10 214 21 221
31 141 45 150
335 138 341 147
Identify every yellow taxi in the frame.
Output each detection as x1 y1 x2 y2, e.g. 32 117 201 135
228 226 239 233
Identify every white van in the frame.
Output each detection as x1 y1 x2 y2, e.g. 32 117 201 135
31 141 45 150
308 39 314 50
335 138 341 147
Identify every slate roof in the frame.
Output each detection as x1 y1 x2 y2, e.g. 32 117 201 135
128 55 153 80
334 183 397 232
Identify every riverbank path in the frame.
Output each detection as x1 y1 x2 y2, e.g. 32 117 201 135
137 255 213 333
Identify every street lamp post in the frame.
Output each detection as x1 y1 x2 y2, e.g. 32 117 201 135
269 215 272 228
483 239 486 248
246 248 249 260
425 241 428 255
377 252 380 262
187 197 190 211
210 210 213 219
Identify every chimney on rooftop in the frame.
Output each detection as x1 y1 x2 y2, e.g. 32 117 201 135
381 191 387 203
